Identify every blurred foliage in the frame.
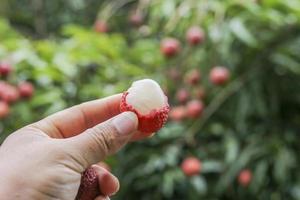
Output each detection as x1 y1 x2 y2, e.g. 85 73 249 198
1 0 300 199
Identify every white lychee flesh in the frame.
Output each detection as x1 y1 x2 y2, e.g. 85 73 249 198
126 79 166 115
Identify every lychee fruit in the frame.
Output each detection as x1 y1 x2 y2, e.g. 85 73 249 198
94 20 109 33
0 101 10 119
186 26 205 46
169 106 186 121
176 88 189 103
120 79 170 135
181 157 202 177
160 38 181 58
0 62 13 77
185 69 201 85
75 167 100 200
209 66 230 85
129 12 143 27
238 169 252 187
18 82 34 99
0 84 19 104
186 100 204 118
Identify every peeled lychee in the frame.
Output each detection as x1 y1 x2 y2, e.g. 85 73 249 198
181 157 202 177
120 79 170 134
94 20 109 33
186 26 205 45
176 88 189 103
185 69 201 85
169 106 186 121
18 82 34 99
76 167 100 200
0 101 10 119
0 62 12 77
160 38 181 58
209 66 230 85
186 100 204 118
238 169 252 187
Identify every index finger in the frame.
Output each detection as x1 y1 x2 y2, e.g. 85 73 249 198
32 94 122 138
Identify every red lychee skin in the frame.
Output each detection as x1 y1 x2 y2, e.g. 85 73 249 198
186 26 205 45
94 20 109 33
176 89 189 103
129 12 143 27
160 38 181 58
0 62 13 76
185 69 201 85
0 101 10 119
0 84 19 104
18 82 34 99
186 100 204 118
181 157 202 177
209 66 230 85
120 92 169 134
76 167 100 200
238 169 252 187
169 106 186 121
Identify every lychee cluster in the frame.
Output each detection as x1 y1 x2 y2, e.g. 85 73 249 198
0 62 35 119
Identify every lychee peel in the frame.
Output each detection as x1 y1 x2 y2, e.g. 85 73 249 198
120 79 170 134
76 167 100 200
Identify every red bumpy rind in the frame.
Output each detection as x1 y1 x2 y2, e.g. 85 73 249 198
75 167 100 200
120 92 170 134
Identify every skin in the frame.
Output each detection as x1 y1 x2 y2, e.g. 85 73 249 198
0 93 145 200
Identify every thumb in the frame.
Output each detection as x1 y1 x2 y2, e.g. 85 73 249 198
64 111 138 169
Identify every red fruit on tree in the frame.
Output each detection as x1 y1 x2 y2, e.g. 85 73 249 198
0 84 19 104
0 101 10 119
186 100 204 118
120 79 170 135
0 62 13 76
129 12 143 27
186 26 205 46
18 82 34 99
185 69 201 85
209 66 230 85
160 38 181 58
169 106 186 121
176 88 189 103
94 20 109 33
181 157 202 177
238 169 252 187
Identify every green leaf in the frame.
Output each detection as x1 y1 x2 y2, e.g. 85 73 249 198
229 18 258 47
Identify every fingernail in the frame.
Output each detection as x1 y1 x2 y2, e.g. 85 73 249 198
112 112 138 135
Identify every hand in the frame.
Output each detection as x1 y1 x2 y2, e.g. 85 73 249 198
0 94 138 200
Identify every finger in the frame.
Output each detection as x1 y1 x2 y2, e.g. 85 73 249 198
65 112 138 168
31 94 122 138
92 165 119 196
95 196 110 200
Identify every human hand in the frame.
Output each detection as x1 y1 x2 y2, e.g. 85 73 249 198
0 94 138 200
